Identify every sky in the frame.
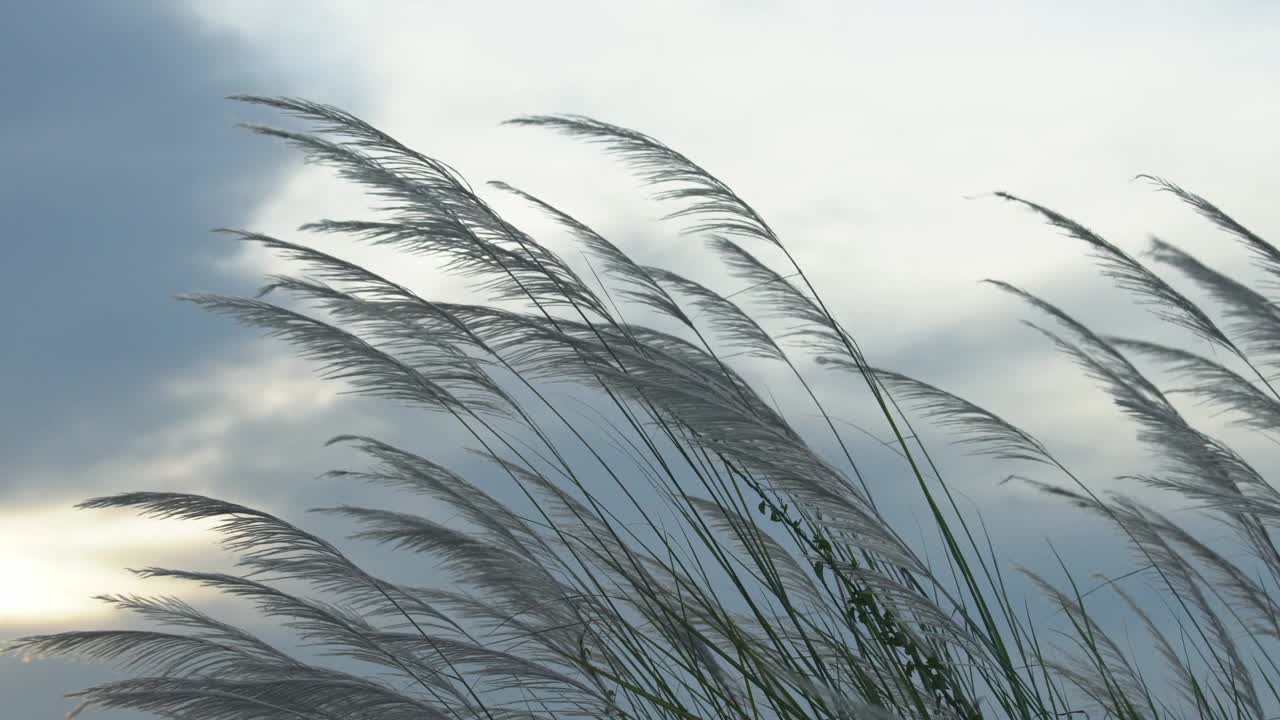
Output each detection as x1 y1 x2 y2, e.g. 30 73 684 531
2 1 1278 718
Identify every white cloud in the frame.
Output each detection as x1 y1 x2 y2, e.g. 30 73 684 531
163 344 342 426
172 0 1280 527
178 0 1277 333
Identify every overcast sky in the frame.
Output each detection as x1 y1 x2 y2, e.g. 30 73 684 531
3 1 1278 718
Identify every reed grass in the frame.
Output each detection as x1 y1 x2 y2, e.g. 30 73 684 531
7 97 1278 720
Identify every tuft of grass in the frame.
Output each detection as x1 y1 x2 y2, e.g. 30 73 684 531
7 96 1278 720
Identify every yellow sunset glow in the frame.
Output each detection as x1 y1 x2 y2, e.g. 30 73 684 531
0 502 222 627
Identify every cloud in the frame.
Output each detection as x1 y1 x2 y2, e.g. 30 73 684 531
177 0 1279 403
168 0 1280 591
10 0 1278 713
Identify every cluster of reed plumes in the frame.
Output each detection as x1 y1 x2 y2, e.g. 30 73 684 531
9 97 1279 720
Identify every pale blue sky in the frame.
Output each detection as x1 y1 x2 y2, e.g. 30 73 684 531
3 2 1278 718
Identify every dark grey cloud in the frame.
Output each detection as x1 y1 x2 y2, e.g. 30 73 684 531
0 1 293 484
0 3 301 716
